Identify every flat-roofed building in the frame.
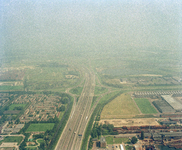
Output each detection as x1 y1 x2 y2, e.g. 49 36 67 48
120 144 124 150
161 121 177 125
161 95 182 111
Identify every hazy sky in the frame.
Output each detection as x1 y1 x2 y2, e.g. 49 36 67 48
1 0 181 60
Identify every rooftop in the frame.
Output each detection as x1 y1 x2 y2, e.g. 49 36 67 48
161 95 182 110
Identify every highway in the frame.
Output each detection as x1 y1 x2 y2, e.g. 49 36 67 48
55 68 95 150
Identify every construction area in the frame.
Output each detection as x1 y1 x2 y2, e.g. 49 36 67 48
99 118 159 127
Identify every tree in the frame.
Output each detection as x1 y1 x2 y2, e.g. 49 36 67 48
141 131 144 140
107 124 114 133
58 105 65 111
91 128 98 138
15 118 20 124
97 125 102 138
131 136 138 144
88 138 93 148
39 142 45 150
61 97 69 104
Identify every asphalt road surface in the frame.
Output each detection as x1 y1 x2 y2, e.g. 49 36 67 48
55 69 95 150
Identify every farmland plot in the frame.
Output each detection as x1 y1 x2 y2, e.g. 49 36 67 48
101 93 139 119
134 98 158 114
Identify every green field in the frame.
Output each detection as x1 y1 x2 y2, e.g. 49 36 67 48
134 98 158 114
94 86 108 95
0 85 23 91
2 136 23 145
101 93 140 119
105 136 129 144
37 139 44 144
25 65 80 91
91 96 98 108
8 104 27 110
114 137 129 144
26 123 55 132
105 136 113 144
69 86 83 95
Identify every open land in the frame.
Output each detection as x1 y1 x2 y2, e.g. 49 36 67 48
0 136 23 146
26 123 55 132
100 93 140 119
105 136 129 144
134 98 158 114
69 86 83 95
99 118 159 127
94 86 108 95
8 104 27 111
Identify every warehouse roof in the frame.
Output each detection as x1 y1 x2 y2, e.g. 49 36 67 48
161 95 182 110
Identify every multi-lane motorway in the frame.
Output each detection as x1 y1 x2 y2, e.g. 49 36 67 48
55 69 95 150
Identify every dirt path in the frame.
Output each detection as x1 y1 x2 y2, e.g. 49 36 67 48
99 118 160 127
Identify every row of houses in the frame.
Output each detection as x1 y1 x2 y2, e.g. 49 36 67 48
20 95 61 122
0 122 24 134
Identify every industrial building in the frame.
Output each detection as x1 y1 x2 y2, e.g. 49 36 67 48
144 132 182 141
161 95 182 111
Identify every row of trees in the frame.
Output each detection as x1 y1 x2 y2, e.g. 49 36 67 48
91 123 118 139
88 123 118 149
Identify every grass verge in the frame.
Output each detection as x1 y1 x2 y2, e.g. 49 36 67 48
94 86 108 95
69 86 83 95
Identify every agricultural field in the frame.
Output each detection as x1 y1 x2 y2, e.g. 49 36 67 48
98 74 182 90
0 136 23 145
100 93 140 119
94 86 108 95
92 48 182 90
26 123 55 132
8 104 27 111
134 98 158 114
25 63 81 91
0 70 25 81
